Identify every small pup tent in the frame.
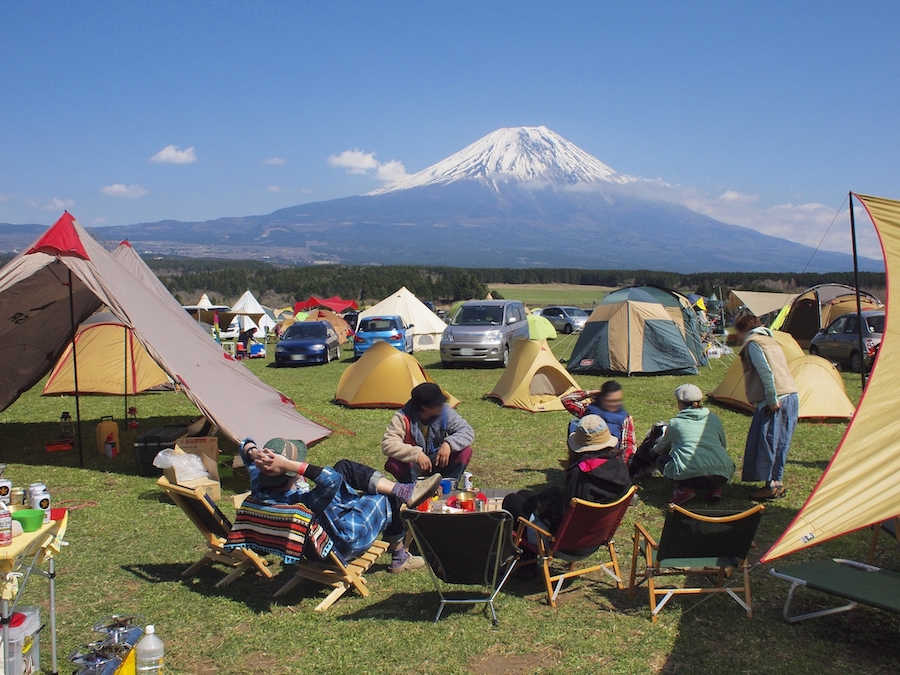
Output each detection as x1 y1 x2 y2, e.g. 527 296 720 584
567 286 707 376
42 313 171 396
358 286 448 351
230 290 277 338
304 309 350 344
487 339 579 412
527 314 557 340
709 330 855 419
775 284 882 347
335 341 458 408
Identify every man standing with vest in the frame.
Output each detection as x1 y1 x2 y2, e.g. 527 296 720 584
734 315 800 501
382 382 475 482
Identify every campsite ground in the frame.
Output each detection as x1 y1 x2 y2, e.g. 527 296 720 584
0 335 897 674
488 283 613 308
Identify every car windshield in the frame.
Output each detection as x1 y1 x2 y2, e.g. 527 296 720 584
359 318 398 332
453 305 504 325
867 315 885 334
562 307 589 317
284 324 326 339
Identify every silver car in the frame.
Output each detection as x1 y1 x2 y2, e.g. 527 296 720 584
809 310 884 373
540 306 590 334
440 300 529 367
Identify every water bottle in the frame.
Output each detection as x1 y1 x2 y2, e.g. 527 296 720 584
135 624 165 674
0 503 10 546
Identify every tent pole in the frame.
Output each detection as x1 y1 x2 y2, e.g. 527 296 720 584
124 324 128 421
67 270 84 468
849 192 867 391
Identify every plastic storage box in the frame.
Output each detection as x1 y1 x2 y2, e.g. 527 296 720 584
134 427 188 477
1 605 40 675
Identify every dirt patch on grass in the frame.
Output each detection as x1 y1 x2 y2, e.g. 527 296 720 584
469 650 559 675
236 651 282 675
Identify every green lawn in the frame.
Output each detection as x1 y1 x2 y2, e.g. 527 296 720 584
488 283 612 308
0 340 897 675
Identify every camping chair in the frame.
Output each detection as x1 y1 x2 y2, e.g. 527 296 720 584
514 485 637 608
868 516 900 564
157 476 273 587
400 510 520 625
629 504 764 622
770 559 900 623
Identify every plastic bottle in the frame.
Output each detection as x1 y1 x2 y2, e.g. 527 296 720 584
135 624 164 674
0 503 11 546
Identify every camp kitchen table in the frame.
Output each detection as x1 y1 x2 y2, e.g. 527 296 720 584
0 511 68 675
426 488 513 513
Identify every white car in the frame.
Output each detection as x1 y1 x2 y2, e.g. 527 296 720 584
540 306 590 334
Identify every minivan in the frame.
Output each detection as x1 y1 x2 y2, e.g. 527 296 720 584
440 300 529 367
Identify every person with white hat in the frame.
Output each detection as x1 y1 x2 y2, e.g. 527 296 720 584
652 384 735 505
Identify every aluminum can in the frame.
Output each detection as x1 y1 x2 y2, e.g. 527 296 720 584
461 472 474 491
0 479 11 505
31 491 51 523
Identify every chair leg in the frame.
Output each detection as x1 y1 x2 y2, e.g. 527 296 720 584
434 600 447 624
215 559 253 588
541 558 557 608
628 533 640 597
648 573 658 623
182 554 213 579
743 564 753 618
273 572 305 598
315 583 350 612
869 526 880 565
608 542 624 590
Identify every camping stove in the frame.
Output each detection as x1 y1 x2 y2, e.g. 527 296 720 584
70 615 144 674
69 641 122 675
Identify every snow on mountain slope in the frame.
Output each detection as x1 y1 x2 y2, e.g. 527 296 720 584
369 126 633 195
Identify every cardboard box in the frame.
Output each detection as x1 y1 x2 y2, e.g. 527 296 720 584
162 446 221 500
177 436 219 461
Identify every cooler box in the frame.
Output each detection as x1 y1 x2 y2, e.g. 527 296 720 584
134 426 188 477
1 605 40 675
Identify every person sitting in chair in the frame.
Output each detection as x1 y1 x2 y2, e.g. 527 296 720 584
652 384 735 505
240 438 441 572
382 383 475 482
561 381 636 465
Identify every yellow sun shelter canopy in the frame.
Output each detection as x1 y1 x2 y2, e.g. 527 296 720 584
487 339 580 412
763 193 896 562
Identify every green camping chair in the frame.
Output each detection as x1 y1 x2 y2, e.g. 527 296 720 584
629 504 764 622
868 516 900 564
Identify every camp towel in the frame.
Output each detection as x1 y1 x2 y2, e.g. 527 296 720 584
225 497 333 564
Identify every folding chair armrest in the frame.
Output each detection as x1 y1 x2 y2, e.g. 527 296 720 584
633 522 657 550
518 517 555 541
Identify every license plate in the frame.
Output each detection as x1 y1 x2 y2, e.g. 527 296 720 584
459 348 476 356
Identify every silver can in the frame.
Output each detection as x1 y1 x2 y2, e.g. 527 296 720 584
461 471 473 491
28 483 46 497
0 480 11 505
31 491 51 523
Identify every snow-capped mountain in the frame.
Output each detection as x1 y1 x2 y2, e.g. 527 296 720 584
370 126 633 195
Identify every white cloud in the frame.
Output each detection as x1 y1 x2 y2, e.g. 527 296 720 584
300 187 313 195
262 157 286 165
29 197 74 211
149 145 197 164
267 185 281 193
328 148 408 182
100 183 148 198
92 217 106 224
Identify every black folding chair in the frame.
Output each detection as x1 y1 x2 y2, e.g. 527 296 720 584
400 510 520 625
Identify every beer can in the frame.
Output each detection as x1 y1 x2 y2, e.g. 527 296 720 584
31 491 51 523
461 471 473 491
28 483 46 497
0 479 11 505
9 488 25 506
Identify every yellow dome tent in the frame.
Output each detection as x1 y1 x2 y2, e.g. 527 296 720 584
487 339 580 412
304 309 349 345
709 331 854 419
335 341 459 408
43 313 171 396
527 314 557 340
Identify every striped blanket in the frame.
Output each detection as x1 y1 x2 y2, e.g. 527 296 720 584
224 498 333 564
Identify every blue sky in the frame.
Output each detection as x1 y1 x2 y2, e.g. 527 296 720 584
1 1 897 256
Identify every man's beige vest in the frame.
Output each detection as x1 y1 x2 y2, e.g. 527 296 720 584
741 333 798 405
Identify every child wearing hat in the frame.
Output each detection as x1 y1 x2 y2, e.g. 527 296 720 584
652 384 735 505
240 438 442 572
382 382 475 482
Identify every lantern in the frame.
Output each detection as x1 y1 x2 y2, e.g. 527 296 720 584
60 411 74 438
127 406 139 430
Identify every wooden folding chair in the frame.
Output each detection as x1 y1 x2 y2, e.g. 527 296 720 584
273 540 390 611
868 516 900 564
157 476 273 587
515 486 637 607
629 504 764 622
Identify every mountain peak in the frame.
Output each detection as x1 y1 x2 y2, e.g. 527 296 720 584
368 126 633 195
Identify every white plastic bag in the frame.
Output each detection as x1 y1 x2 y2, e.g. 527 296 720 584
153 449 209 481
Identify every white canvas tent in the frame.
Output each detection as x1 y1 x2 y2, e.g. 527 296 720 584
0 213 331 456
229 290 277 338
359 286 447 351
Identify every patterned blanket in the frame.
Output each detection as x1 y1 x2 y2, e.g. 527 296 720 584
224 497 333 564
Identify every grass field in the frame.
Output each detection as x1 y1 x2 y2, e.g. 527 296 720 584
0 337 897 675
488 283 613 308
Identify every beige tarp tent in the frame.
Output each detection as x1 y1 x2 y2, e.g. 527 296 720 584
726 290 797 318
358 286 448 351
43 313 171 396
0 213 330 446
709 330 854 419
776 283 882 348
763 194 899 561
335 341 458 408
487 339 579 412
230 290 277 337
305 309 349 345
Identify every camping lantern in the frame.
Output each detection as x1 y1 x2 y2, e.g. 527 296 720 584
127 406 139 430
60 411 74 438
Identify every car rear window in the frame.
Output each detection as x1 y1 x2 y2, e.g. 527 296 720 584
284 323 326 339
867 315 885 334
359 319 398 332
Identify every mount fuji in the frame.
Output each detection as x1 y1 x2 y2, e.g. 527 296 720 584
92 126 875 272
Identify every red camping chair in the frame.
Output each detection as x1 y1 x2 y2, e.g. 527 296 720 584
515 485 637 607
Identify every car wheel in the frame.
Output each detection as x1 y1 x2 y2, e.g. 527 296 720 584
563 323 573 334
325 348 332 364
501 346 510 368
809 345 819 356
851 351 862 373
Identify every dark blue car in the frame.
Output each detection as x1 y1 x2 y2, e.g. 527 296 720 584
353 315 413 359
275 321 341 366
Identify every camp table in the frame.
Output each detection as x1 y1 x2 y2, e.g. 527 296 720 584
769 558 900 623
0 511 68 674
427 488 512 513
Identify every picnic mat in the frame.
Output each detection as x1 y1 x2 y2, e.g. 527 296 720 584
774 559 900 614
224 498 333 564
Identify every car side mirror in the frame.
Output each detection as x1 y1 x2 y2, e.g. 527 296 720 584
507 316 516 324
407 323 414 329
817 328 826 334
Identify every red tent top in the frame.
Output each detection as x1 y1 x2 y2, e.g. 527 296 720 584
294 295 358 314
26 212 90 260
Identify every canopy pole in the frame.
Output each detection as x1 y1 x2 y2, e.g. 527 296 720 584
849 192 868 391
67 270 84 468
124 324 128 421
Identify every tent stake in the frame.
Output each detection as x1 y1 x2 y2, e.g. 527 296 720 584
67 269 84 468
849 192 868 392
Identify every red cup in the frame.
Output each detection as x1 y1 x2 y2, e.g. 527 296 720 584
416 499 430 512
49 508 67 521
459 498 476 512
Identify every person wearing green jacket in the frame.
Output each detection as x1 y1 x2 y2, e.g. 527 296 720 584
653 384 736 505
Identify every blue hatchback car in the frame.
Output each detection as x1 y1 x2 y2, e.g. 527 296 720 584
353 315 414 359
